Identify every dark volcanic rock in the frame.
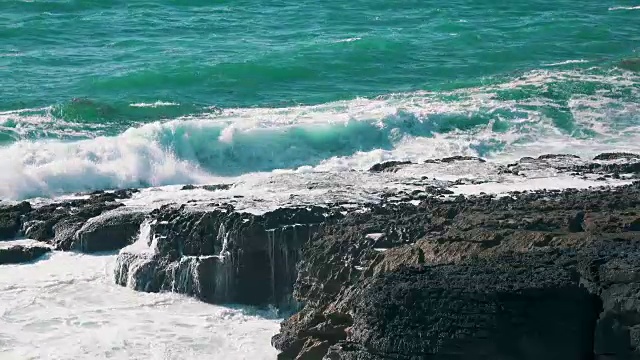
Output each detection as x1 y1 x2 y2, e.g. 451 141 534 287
594 152 640 161
506 152 640 181
424 155 486 164
181 184 233 191
202 184 233 191
0 244 51 265
1 190 145 253
0 202 32 240
368 161 413 172
20 191 135 249
273 183 640 359
343 256 597 360
538 153 580 160
75 210 146 252
36 201 126 251
115 205 341 308
51 217 86 250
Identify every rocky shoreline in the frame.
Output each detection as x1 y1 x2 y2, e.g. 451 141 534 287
273 182 640 359
1 152 639 359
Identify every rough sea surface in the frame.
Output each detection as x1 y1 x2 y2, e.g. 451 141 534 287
1 0 639 359
1 0 639 199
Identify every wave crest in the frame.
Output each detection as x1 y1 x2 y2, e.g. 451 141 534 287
0 68 638 200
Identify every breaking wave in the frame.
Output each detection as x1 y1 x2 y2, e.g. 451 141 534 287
0 68 638 200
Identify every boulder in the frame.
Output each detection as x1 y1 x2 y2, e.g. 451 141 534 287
368 161 413 172
0 244 51 265
21 192 129 248
424 155 486 163
0 202 32 240
594 152 640 161
75 210 146 252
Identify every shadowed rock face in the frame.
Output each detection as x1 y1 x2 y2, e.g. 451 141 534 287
594 152 640 161
75 210 147 253
0 190 143 253
0 202 32 240
424 155 486 163
368 161 413 172
343 257 598 360
273 182 640 360
114 205 341 308
0 244 51 265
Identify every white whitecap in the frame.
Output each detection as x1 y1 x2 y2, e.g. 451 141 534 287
609 5 640 10
129 101 180 108
543 59 589 67
333 37 361 43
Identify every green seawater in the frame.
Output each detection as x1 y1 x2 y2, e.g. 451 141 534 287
0 0 639 199
3 0 639 116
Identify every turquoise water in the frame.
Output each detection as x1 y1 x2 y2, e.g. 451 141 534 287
1 0 639 199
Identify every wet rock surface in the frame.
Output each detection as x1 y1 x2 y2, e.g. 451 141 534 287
273 180 640 359
0 244 51 265
114 205 342 307
0 201 32 240
424 155 486 163
1 189 143 253
75 210 147 253
368 161 413 172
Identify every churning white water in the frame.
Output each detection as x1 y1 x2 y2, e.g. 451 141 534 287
0 250 280 360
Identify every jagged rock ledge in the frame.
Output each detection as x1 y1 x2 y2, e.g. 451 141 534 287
0 243 51 265
0 189 145 256
271 181 640 359
114 204 341 308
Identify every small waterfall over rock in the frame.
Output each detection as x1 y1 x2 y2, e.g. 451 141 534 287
114 219 161 292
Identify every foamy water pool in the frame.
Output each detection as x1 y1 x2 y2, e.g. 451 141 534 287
0 252 280 360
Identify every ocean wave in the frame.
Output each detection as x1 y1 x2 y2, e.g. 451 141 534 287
609 5 640 10
333 37 362 43
0 68 638 200
129 102 180 108
0 100 207 142
543 59 589 67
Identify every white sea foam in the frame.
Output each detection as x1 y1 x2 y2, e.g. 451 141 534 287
129 101 180 108
120 220 156 255
0 252 280 360
0 68 638 200
333 37 362 43
543 59 589 67
609 5 640 10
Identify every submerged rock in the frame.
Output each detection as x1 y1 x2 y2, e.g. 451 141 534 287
0 244 51 265
368 161 413 172
202 184 233 191
537 153 580 160
594 152 640 161
619 58 640 72
424 155 486 163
